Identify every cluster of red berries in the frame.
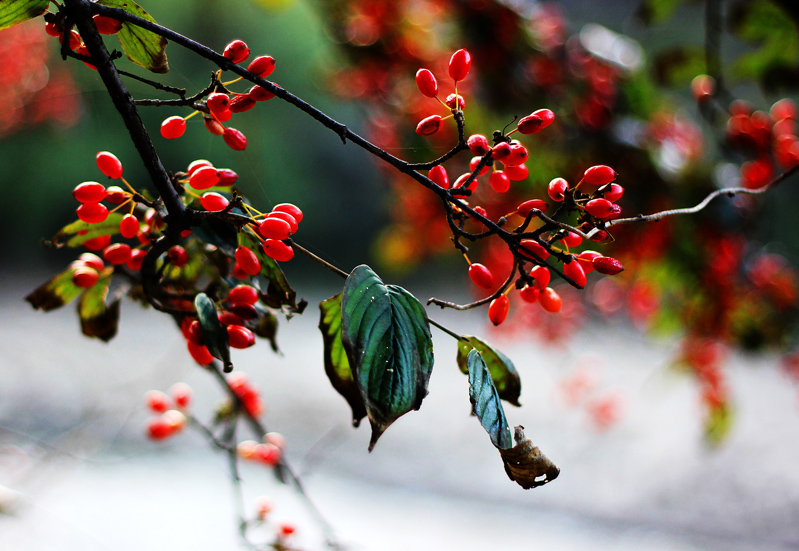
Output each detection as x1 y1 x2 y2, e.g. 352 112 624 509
43 12 122 70
236 430 285 468
145 383 192 440
160 39 278 151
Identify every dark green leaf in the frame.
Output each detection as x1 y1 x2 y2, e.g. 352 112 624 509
78 272 120 342
340 265 433 451
194 292 232 371
319 292 366 426
25 268 84 311
193 218 238 257
240 232 306 315
252 308 280 353
0 0 48 30
467 349 512 450
457 336 521 406
48 213 124 248
97 0 169 73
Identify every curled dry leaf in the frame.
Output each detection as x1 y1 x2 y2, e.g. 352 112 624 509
499 426 560 489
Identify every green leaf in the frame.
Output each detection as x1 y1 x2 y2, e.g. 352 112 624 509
78 272 120 342
48 213 124 248
97 0 169 73
193 218 238 257
252 309 280 353
25 268 84 312
194 292 232 371
240 232 306 315
340 265 434 450
457 336 521 406
467 349 512 450
319 292 367 427
0 0 48 30
637 0 687 25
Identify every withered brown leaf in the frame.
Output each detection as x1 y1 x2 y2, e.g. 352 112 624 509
499 426 560 489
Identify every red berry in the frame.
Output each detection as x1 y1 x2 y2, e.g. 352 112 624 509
186 320 204 345
254 442 282 466
161 116 186 139
453 173 478 192
277 522 295 537
690 74 715 103
492 142 511 162
505 164 529 181
72 266 100 288
76 202 109 224
489 171 510 193
265 432 286 450
84 234 111 251
79 252 104 272
189 166 220 190
228 325 256 349
548 177 569 201
201 192 230 212
247 55 276 78
120 214 139 239
583 165 617 187
603 183 624 202
230 304 258 321
105 186 127 205
147 417 173 440
539 287 562 313
563 259 587 287
73 182 107 203
428 165 449 189
187 160 212 175
167 246 189 267
530 265 551 289
448 49 471 82
96 151 123 179
467 134 489 156
415 69 438 98
204 117 226 136
473 206 488 219
59 29 81 51
503 143 528 167
416 115 442 136
93 15 122 35
577 250 601 274
248 85 275 102
562 231 582 248
103 243 132 265
170 382 193 409
214 108 233 122
229 285 258 306
488 295 510 326
146 390 172 413
272 203 303 223
223 39 250 64
519 285 539 303
258 217 292 240
445 93 465 110
223 127 247 150
219 311 244 326
263 239 294 262
232 263 249 279
235 246 261 276
468 263 494 289
218 169 238 185
187 341 214 365
45 21 62 37
520 239 549 260
206 92 230 115
267 211 298 234
469 156 489 176
516 199 548 217
585 198 620 219
592 256 625 275
518 108 555 134
229 95 256 113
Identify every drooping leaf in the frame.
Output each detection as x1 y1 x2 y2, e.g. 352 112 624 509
97 0 169 73
48 213 124 248
78 271 120 342
340 265 433 450
499 426 560 489
252 309 280 353
457 336 521 406
466 349 512 450
319 292 366 426
240 232 306 315
194 292 232 372
25 268 84 311
0 0 48 30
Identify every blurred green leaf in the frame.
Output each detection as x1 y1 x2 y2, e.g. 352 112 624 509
195 292 232 371
0 0 48 30
25 268 84 311
49 213 124 248
78 271 120 342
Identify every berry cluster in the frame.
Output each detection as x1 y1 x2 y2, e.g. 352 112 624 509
144 383 192 440
160 39 278 151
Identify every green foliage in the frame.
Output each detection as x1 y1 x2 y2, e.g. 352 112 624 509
466 349 512 450
50 214 124 248
194 292 232 371
98 0 169 73
0 0 48 30
456 336 521 407
78 271 120 342
238 233 306 314
25 268 84 311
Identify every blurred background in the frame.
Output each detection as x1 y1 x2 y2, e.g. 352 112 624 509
2 0 799 549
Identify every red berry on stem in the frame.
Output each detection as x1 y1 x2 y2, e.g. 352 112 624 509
189 166 220 190
468 263 494 289
223 39 250 64
273 203 303 223
167 246 189 267
263 240 294 262
453 173 478 192
428 165 449 189
503 143 528 167
258 217 292 240
248 85 275 102
229 285 259 306
469 156 489 176
583 165 617 187
592 256 625 275
562 231 582 248
201 192 230 212
187 160 212 175
76 202 109 224
204 117 226 136
603 183 624 202
539 287 562 313
489 171 510 193
105 186 127 205
207 92 230 115
170 383 192 410
73 182 107 203
577 250 601 274
228 325 256 349
247 55 276 78
235 246 261 276
517 113 543 134
120 214 139 239
516 199 548 217
218 169 238 185
519 285 539 303
448 49 471 82
585 198 620 219
415 69 438 98
223 127 247 150
416 115 442 136
146 390 172 413
445 93 465 110
93 14 122 35
96 151 123 179
563 259 587 287
505 164 529 181
186 320 204 345
79 253 104 272
488 295 510 326
229 95 256 113
161 116 186 139
492 142 511 162
548 177 569 201
213 107 233 122
188 341 214 365
267 211 298 233
72 266 100 288
467 134 489 156
84 234 111 251
530 265 551 289
520 239 549 260
103 243 132 265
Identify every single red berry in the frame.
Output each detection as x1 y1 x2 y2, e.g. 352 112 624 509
103 243 132 265
120 214 140 239
516 199 548 218
448 49 471 82
145 390 172 413
228 325 256 349
562 231 582 248
488 295 510 326
248 85 275 102
162 410 187 432
272 203 303 223
170 382 193 409
563 259 587 287
218 169 238 185
473 206 488 219
254 442 282 466
223 127 247 150
592 256 625 275
517 113 543 134
229 285 259 306
78 252 104 272
265 432 286 450
468 263 494 289
229 95 256 113
505 164 529 181
445 93 465 110
73 182 107 203
530 265 551 290
258 217 292 240
267 211 298 233
72 266 100 288
247 55 276 77
167 246 189 267
469 156 489 176
467 134 489 156
93 14 122 35
189 166 220 190
520 239 549 260
219 311 244 326
585 198 620 219
235 246 261 276
603 183 624 202
577 250 601 274
96 151 123 179
76 202 109 224
548 177 569 201
492 142 511 162
583 165 617 187
127 249 146 271
105 186 128 205
771 98 797 121
277 522 295 538
213 108 233 122
503 143 528 167
519 285 540 303
489 171 510 193
187 160 212 175
187 341 214 365
206 92 230 115
232 263 249 279
416 115 442 136
204 117 226 136
263 239 294 262
428 165 449 189
223 39 250 64
690 74 715 103
186 320 204 345
45 21 62 37
230 304 259 321
415 68 438 98
147 417 173 440
59 29 81 51
84 234 112 251
201 192 230 212
452 173 478 192
161 116 186 139
539 287 562 313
